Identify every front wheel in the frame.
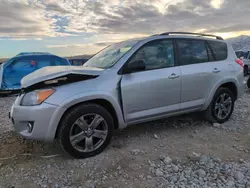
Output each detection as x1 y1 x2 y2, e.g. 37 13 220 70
58 103 114 158
204 88 235 123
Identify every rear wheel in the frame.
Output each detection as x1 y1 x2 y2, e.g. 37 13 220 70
58 103 114 158
204 88 235 123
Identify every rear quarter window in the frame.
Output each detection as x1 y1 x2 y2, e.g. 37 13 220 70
207 41 227 61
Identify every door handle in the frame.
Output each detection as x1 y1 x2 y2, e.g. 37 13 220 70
212 68 221 73
168 73 180 79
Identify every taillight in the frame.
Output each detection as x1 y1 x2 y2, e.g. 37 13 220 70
235 59 244 68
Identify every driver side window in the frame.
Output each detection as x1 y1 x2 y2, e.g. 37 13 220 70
129 40 175 71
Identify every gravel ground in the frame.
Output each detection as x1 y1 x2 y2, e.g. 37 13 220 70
1 90 250 188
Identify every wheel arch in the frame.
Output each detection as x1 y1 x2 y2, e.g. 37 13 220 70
45 92 126 141
203 79 238 110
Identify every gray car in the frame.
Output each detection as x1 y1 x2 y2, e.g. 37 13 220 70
10 32 245 158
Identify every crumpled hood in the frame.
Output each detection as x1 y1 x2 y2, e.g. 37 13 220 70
21 66 104 88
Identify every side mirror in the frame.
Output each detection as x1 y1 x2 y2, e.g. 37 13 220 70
125 59 146 74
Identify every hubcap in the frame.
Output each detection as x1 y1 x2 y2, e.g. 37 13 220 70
214 93 232 120
69 113 108 152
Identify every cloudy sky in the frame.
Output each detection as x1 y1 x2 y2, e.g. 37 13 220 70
0 0 249 58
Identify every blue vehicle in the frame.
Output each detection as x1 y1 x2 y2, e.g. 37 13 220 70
0 52 70 96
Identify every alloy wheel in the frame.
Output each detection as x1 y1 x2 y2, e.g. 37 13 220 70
69 113 108 152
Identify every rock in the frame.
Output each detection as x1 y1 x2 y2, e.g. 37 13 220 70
213 123 221 128
153 134 159 139
196 169 206 177
192 152 201 157
239 159 244 163
227 181 235 187
213 157 222 163
220 164 230 174
163 157 172 165
131 149 141 155
169 176 178 183
146 175 152 179
179 175 186 182
155 168 164 177
199 155 209 163
206 161 215 169
172 165 179 172
117 166 121 170
234 171 243 181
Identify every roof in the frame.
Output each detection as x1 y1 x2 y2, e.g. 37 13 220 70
16 52 52 56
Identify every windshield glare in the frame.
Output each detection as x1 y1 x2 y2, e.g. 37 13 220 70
83 40 140 69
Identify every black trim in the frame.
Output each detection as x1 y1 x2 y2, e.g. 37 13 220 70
205 42 210 61
118 38 176 75
206 41 216 61
173 39 179 66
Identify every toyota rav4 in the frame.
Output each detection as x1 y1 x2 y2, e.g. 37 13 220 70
10 32 245 158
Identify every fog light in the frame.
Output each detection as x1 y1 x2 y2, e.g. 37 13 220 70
27 122 34 133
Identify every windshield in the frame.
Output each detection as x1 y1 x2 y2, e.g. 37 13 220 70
83 39 140 69
236 51 249 59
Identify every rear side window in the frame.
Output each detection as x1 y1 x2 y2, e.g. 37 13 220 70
177 40 208 65
207 41 227 61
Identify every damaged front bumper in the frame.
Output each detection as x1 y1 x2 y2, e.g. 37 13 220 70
10 96 59 142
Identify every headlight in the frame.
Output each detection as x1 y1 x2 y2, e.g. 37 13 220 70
21 89 55 106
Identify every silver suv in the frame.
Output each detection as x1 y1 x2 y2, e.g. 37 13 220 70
10 32 245 158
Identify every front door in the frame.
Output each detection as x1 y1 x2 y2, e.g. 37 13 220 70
120 39 181 123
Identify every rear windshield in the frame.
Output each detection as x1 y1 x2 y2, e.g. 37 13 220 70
207 41 228 61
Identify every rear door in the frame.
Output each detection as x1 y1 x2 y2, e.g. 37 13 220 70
120 39 181 123
176 39 215 110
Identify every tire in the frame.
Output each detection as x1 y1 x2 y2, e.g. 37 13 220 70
244 65 248 76
247 77 250 89
204 88 235 123
58 103 114 158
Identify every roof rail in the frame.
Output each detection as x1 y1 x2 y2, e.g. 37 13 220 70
159 32 223 40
